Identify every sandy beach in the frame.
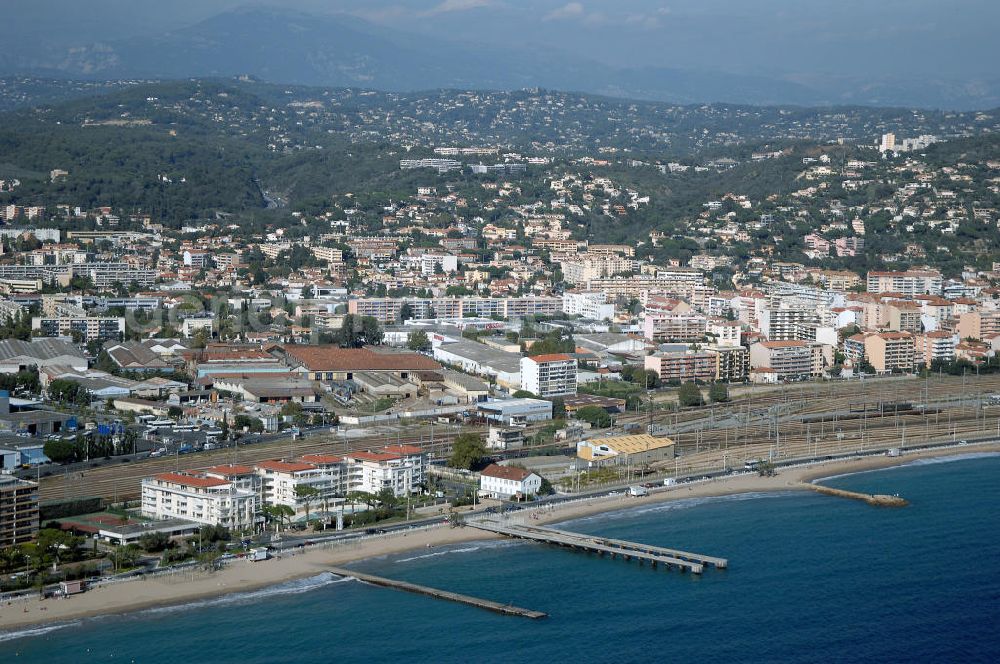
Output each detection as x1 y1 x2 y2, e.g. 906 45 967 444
2 441 997 634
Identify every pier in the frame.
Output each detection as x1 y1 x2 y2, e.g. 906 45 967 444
328 567 547 619
470 521 727 574
803 483 909 507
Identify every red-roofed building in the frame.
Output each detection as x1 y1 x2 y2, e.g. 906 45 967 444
479 463 542 499
141 471 260 531
280 346 441 381
343 446 425 496
254 459 342 520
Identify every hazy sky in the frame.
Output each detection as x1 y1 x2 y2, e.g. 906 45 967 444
10 0 1000 81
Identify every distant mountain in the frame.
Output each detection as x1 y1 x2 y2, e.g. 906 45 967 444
1 7 998 110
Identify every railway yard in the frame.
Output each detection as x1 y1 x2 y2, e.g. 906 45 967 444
31 373 1000 504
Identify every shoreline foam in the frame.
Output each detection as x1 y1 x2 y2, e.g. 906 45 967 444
2 441 996 636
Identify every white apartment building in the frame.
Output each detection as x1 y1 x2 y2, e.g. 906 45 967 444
758 306 816 342
344 451 417 496
419 254 458 276
479 464 542 499
749 341 823 381
643 313 708 342
520 354 578 397
708 320 742 347
254 460 342 518
311 246 344 264
561 257 636 284
866 270 943 297
141 472 259 532
562 291 615 320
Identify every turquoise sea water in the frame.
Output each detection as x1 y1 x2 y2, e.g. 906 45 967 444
3 453 999 663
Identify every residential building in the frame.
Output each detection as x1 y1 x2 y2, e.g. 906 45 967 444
956 311 1000 341
758 305 816 342
708 320 742 347
864 332 915 374
141 471 259 532
0 475 38 546
343 451 418 497
915 332 956 366
562 291 615 320
885 300 922 334
749 341 823 380
520 354 578 397
348 296 561 324
479 464 542 499
644 350 717 383
866 270 943 297
32 315 125 342
643 314 707 342
704 344 750 382
254 460 342 517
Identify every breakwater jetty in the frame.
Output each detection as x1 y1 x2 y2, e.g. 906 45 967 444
470 520 727 574
329 567 547 619
804 483 909 507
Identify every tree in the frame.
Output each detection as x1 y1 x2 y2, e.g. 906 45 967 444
575 405 612 428
345 490 370 515
398 302 415 323
448 433 488 470
375 487 399 510
678 382 704 407
511 389 537 398
549 396 566 419
139 531 173 553
526 329 575 356
335 314 383 348
47 379 91 406
233 414 264 433
281 401 308 425
708 383 730 403
263 504 295 532
407 330 431 352
43 438 79 464
295 485 321 525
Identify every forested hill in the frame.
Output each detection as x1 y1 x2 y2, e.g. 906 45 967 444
0 78 997 232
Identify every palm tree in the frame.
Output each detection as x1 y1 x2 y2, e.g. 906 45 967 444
263 505 295 532
294 485 321 526
345 490 374 514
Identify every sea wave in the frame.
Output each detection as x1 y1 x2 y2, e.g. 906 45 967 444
555 491 793 527
139 572 352 616
394 539 522 564
814 451 1000 483
0 620 81 644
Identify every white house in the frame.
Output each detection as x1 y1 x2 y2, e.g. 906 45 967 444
479 464 542 499
141 471 259 532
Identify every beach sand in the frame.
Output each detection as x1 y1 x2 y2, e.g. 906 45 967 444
2 442 996 633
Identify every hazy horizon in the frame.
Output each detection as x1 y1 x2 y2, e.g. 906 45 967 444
3 1 999 109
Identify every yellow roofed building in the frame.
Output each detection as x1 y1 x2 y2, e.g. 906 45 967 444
577 434 675 467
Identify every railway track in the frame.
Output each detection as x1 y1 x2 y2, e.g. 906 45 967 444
37 427 472 503
35 373 1000 504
